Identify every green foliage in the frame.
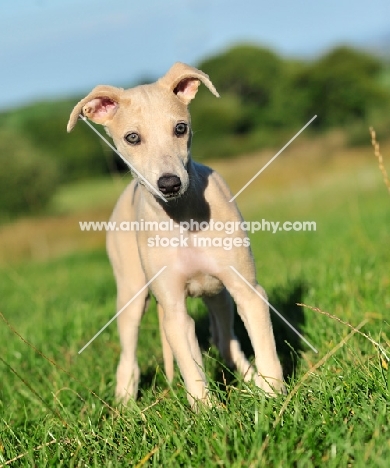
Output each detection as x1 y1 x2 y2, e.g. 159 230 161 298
192 92 250 136
190 44 390 159
300 46 389 127
200 44 387 128
196 44 287 131
0 99 115 181
200 44 283 108
0 129 59 217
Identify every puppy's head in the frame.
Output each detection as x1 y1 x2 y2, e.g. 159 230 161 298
67 63 219 200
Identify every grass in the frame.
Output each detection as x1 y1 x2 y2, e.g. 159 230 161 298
0 139 389 466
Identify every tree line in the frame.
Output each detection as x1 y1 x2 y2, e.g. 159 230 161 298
0 43 389 216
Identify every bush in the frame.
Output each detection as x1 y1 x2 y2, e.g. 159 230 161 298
197 44 390 135
0 129 59 218
299 46 388 128
198 44 287 128
191 92 253 137
0 99 117 182
199 44 283 106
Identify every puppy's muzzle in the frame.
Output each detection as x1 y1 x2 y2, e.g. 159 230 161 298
157 173 182 197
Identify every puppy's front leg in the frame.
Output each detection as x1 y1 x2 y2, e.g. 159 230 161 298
115 285 149 403
160 297 209 408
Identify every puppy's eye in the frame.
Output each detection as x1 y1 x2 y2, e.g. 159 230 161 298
174 122 188 136
125 132 141 145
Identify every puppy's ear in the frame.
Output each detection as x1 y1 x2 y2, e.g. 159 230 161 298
67 85 124 132
158 62 219 105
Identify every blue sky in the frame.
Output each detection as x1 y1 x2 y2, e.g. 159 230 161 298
1 0 389 110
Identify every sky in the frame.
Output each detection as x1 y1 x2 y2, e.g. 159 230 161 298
1 0 389 111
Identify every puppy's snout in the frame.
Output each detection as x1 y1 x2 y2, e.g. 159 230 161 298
157 173 181 196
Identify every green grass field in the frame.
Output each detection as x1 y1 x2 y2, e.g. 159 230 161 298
0 144 389 466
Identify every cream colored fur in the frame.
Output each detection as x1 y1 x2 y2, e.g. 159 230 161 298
67 62 284 408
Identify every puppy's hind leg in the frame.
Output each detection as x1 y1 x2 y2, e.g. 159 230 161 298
156 291 208 408
203 289 256 382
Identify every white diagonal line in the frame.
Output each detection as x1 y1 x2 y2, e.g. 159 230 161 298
80 115 168 203
229 115 317 202
78 266 167 354
229 266 318 353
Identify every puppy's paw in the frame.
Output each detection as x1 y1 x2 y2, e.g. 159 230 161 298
115 361 140 405
254 373 286 396
189 392 216 413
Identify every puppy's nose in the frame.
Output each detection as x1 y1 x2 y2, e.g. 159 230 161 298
157 173 181 195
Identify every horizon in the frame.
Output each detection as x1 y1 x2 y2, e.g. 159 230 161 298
1 0 389 111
